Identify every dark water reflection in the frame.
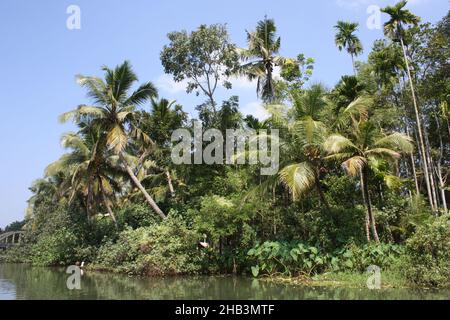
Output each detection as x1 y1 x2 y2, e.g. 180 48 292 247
0 264 448 300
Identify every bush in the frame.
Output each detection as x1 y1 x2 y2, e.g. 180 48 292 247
117 203 160 230
95 216 201 276
31 228 79 266
403 216 450 288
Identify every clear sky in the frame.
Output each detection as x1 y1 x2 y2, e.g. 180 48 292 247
0 0 447 228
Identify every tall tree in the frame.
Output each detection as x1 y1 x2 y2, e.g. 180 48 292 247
324 121 414 242
381 1 435 211
161 24 239 115
239 17 285 103
279 84 330 209
334 21 363 75
45 127 121 224
60 61 166 220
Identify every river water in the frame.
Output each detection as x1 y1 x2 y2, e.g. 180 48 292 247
0 264 448 300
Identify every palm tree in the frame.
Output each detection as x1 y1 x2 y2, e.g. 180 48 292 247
324 121 414 242
60 61 166 220
239 17 285 102
368 40 405 90
45 126 122 224
334 21 363 75
279 84 330 209
380 1 435 212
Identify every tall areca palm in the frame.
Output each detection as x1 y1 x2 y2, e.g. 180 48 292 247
60 61 166 220
334 21 363 75
324 121 414 242
380 1 435 211
239 17 285 102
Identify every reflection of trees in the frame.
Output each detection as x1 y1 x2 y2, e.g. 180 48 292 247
1 264 448 300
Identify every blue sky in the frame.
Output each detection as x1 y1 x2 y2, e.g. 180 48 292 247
0 0 447 228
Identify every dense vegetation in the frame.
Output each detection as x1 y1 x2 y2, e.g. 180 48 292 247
2 2 449 288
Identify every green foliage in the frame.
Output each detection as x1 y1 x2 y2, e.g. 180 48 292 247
31 228 79 266
95 217 201 276
403 216 450 288
332 243 404 272
248 241 404 278
118 203 160 230
248 241 327 277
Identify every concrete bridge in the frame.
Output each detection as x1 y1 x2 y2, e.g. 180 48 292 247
0 231 25 250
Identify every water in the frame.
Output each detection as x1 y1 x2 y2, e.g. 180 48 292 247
0 264 448 300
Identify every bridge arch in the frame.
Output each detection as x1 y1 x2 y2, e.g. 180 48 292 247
0 231 25 250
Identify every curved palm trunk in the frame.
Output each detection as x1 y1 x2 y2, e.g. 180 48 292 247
165 170 175 198
102 192 117 227
121 154 166 220
399 36 435 212
361 167 380 243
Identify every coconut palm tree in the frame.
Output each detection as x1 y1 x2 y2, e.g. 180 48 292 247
45 126 122 224
334 21 363 75
324 121 414 242
59 61 166 220
239 17 285 102
279 84 330 209
380 1 436 212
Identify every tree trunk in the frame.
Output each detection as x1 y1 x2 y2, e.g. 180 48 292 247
424 132 439 210
165 170 175 197
121 154 166 220
360 172 371 242
351 53 356 76
314 171 331 212
436 161 448 215
362 167 380 243
102 192 118 227
435 116 449 214
400 37 435 213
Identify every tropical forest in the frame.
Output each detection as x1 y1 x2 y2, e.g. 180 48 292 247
1 1 449 296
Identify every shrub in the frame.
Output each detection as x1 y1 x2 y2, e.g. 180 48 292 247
403 216 450 288
117 203 160 230
95 216 201 276
30 228 79 266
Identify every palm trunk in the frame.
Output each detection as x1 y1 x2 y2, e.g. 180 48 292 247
436 161 448 214
424 131 439 210
362 167 380 243
360 172 371 242
102 192 117 226
351 53 356 75
435 117 449 214
406 126 420 195
399 36 435 212
165 170 175 197
121 153 166 220
314 171 331 212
